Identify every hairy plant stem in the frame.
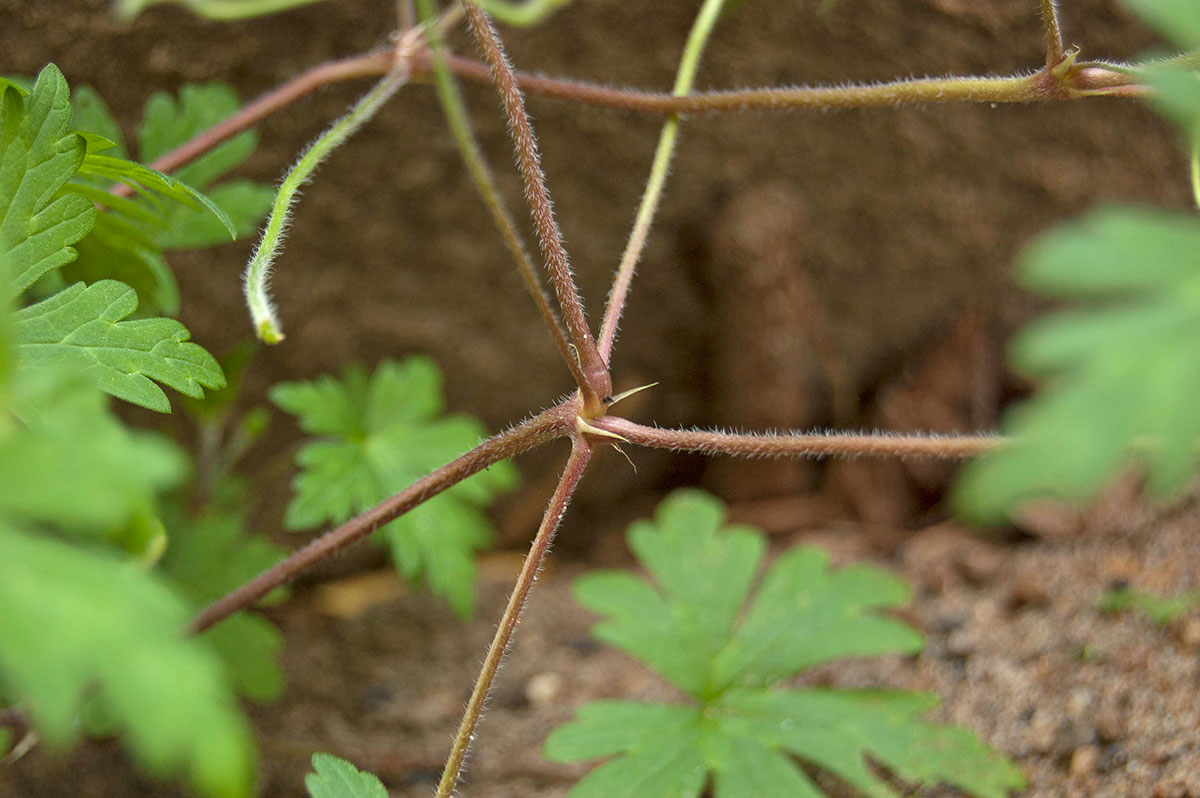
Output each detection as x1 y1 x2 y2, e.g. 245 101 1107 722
435 435 593 798
595 417 1002 460
1040 0 1065 66
414 0 583 391
599 0 728 360
190 403 573 633
464 4 611 413
244 68 409 343
122 50 1143 192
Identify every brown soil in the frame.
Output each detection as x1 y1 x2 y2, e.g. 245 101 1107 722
3 0 1200 795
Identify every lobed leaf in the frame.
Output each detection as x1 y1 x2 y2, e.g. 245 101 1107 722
305 753 387 798
0 65 95 292
955 208 1200 521
271 357 516 617
16 279 225 412
551 490 1022 797
0 521 256 798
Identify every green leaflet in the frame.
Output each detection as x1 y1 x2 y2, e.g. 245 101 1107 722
305 753 388 798
955 208 1200 520
16 279 225 412
0 65 95 293
271 356 516 617
546 490 1023 798
0 521 255 798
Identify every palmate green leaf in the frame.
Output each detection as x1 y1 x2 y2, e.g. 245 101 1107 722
0 521 255 798
573 491 921 700
135 82 274 248
305 753 387 798
0 363 185 534
16 279 225 412
548 490 1022 798
0 65 96 293
159 510 286 701
955 208 1200 521
271 357 517 617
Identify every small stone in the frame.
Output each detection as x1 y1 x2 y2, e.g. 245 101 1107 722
1173 616 1200 648
1069 744 1100 777
1094 705 1124 743
524 672 564 707
1008 573 1050 609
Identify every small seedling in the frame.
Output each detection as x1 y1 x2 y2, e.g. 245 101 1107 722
271 357 517 617
1097 585 1200 626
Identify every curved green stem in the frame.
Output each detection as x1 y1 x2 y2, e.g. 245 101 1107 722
1191 129 1200 211
472 0 574 27
599 0 728 360
242 69 407 344
114 0 327 22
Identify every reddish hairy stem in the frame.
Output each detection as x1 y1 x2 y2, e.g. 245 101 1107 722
190 404 573 634
121 48 1143 192
1041 0 1065 66
463 5 611 412
596 417 1003 460
112 50 395 197
435 436 593 798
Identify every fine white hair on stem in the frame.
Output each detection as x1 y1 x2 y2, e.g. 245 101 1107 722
242 69 408 344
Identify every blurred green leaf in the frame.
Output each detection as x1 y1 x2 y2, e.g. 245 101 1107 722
0 521 256 798
271 357 517 617
956 208 1200 521
71 86 126 158
160 510 286 700
0 364 185 533
1122 0 1200 49
305 753 387 798
547 490 1022 798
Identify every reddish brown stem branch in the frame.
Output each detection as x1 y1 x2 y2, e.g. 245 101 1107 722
120 49 1143 194
111 50 395 198
596 417 1003 460
1041 0 1065 66
464 5 611 412
435 435 593 798
444 53 1146 111
190 403 573 634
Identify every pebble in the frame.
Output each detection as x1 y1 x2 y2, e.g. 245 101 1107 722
524 672 564 707
1070 744 1100 777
